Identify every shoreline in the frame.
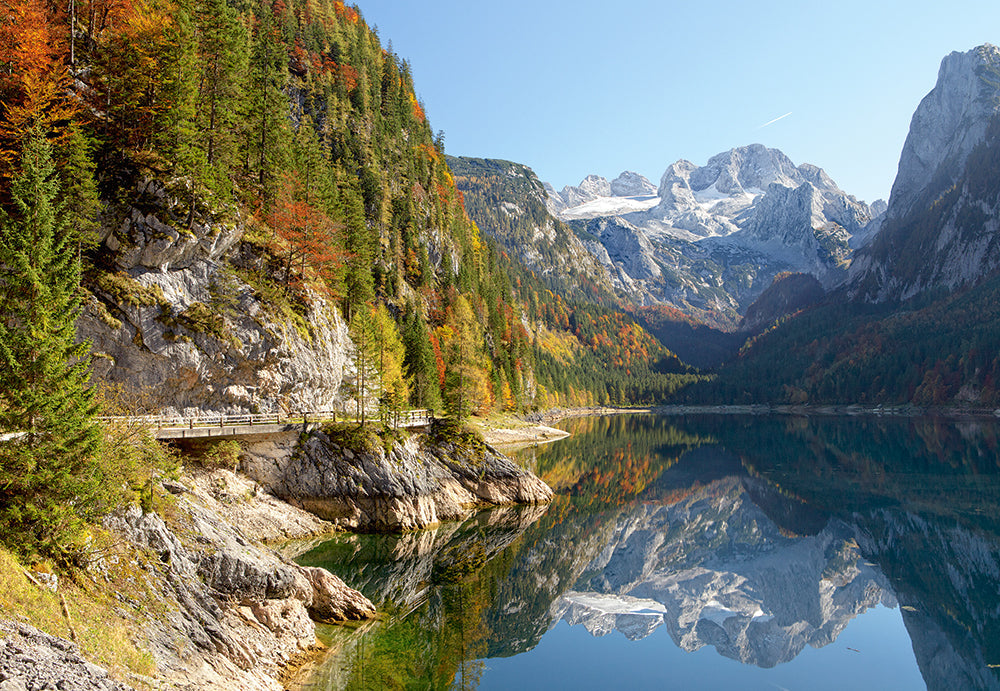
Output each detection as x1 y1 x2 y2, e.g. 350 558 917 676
517 403 1000 423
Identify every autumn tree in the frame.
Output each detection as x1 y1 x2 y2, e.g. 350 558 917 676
267 171 344 294
442 295 490 420
373 305 409 427
0 0 77 189
349 306 378 426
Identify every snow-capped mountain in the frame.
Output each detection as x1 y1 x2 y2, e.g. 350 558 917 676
545 146 879 323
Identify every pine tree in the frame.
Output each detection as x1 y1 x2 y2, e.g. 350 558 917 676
245 6 289 196
60 124 101 254
342 186 374 318
0 129 102 561
402 303 442 411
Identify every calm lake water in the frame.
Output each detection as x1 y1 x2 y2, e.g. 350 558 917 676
292 414 1000 690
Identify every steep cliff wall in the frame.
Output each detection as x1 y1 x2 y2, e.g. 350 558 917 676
79 179 354 415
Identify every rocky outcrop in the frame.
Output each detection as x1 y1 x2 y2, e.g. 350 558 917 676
610 171 657 197
885 44 1000 224
0 621 133 691
848 45 1000 303
184 466 334 543
99 489 374 689
245 425 553 531
80 178 354 416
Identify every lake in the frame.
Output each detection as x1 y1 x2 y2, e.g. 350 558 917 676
291 414 1000 690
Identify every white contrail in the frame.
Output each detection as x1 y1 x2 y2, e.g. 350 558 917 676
758 112 792 129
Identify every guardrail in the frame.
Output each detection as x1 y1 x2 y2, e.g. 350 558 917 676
96 409 434 431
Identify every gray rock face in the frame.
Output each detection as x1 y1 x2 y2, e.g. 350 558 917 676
0 621 133 691
848 44 1000 303
583 217 662 281
248 427 553 531
886 44 1000 223
80 179 354 415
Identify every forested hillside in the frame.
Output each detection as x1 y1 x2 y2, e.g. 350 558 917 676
0 0 700 421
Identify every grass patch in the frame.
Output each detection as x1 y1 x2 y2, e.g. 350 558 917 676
0 544 157 688
427 418 491 460
92 269 169 309
320 422 409 456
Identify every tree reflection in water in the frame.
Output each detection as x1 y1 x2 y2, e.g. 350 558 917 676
291 414 1000 691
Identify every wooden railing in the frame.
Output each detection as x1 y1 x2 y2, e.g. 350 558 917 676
96 409 434 431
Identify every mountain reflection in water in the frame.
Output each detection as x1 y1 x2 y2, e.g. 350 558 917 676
292 414 1000 691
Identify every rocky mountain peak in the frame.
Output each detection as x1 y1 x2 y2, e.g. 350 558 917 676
688 144 802 196
886 43 1000 223
560 174 612 206
611 171 657 197
848 44 1000 303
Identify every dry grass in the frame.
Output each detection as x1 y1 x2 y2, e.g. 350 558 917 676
0 543 158 688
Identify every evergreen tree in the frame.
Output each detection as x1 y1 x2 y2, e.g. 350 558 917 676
0 129 102 561
60 124 101 254
245 6 289 196
343 186 374 318
402 303 442 411
196 0 247 180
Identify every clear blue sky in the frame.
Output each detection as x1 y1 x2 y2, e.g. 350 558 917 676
354 0 1000 205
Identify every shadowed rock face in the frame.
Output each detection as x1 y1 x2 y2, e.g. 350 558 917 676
885 44 1000 225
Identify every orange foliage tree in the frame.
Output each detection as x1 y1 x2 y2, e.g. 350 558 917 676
0 0 77 185
266 172 345 295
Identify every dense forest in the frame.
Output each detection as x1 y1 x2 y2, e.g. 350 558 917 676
684 273 1000 406
0 0 702 420
0 0 711 558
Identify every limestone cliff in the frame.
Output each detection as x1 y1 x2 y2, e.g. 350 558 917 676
79 178 354 416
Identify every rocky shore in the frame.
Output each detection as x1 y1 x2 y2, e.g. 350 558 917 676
1 421 555 689
0 468 375 691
